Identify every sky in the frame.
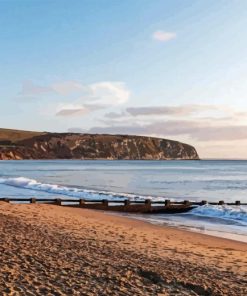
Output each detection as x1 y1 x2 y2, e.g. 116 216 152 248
1 0 247 158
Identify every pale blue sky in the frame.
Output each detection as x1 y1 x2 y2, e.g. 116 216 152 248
1 0 247 158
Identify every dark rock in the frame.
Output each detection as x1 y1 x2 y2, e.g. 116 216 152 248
138 269 164 284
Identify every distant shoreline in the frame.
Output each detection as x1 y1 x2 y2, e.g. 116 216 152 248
0 129 199 160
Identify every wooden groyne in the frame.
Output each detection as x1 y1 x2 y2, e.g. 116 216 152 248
0 198 246 214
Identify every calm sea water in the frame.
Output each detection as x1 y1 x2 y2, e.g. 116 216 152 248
0 160 247 241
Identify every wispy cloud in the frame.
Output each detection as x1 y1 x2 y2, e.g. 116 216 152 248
89 124 146 135
56 104 88 117
89 82 130 105
104 111 127 119
87 120 247 142
21 80 130 105
52 81 87 96
56 102 108 117
56 81 130 117
84 104 247 142
67 127 86 133
56 108 87 116
126 104 218 116
20 80 53 96
83 103 107 111
152 30 176 42
20 80 131 117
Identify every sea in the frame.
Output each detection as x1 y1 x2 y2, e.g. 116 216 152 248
0 160 247 242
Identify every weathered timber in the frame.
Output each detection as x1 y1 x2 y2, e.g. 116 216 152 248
0 198 246 214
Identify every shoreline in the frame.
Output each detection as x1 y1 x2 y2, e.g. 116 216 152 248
114 212 247 243
106 211 247 245
0 202 246 295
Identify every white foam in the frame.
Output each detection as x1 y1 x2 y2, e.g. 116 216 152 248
1 176 247 226
191 204 247 224
0 176 156 201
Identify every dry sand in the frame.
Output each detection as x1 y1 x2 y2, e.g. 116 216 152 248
0 202 246 296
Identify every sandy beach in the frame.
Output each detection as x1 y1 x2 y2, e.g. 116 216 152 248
0 202 246 296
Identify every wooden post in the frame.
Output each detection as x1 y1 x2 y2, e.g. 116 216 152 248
79 199 85 206
144 199 152 213
201 200 207 205
218 200 224 205
30 198 36 204
55 198 62 206
165 199 171 207
102 199 108 207
235 200 241 206
124 200 130 206
183 200 190 206
145 199 151 207
4 198 9 203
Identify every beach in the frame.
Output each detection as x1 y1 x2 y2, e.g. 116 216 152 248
0 202 246 295
1 160 247 241
2 1 247 295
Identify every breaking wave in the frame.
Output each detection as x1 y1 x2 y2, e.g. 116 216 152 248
191 204 247 224
1 176 247 225
0 176 154 201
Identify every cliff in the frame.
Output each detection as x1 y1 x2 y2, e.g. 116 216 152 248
0 129 199 160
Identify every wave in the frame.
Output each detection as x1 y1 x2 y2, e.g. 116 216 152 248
0 176 156 201
1 176 247 225
191 204 247 224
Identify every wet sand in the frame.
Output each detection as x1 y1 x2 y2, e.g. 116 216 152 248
0 202 246 295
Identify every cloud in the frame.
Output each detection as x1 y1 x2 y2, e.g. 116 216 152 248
89 82 130 105
83 103 107 111
20 80 53 96
186 125 247 141
22 80 130 105
104 111 127 119
56 108 88 116
52 81 87 96
20 80 130 116
56 101 110 117
89 124 146 135
161 122 247 142
88 120 197 138
67 127 87 133
55 81 130 117
19 80 130 118
102 105 225 124
126 105 218 117
87 118 247 142
56 104 88 117
152 31 176 42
